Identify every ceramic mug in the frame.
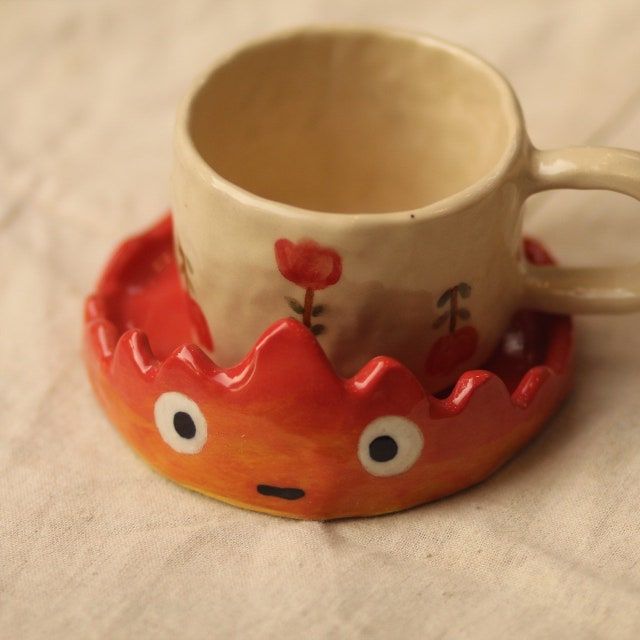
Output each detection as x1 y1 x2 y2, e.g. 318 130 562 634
172 26 640 389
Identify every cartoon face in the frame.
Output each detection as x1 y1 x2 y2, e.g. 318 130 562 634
157 389 430 498
150 386 427 516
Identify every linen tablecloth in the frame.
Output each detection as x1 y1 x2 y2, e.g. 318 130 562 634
2 1 639 637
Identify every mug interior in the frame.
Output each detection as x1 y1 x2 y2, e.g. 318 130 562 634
187 29 517 214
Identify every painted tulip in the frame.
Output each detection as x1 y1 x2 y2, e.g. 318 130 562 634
274 239 342 291
275 238 342 331
425 326 479 376
426 282 478 376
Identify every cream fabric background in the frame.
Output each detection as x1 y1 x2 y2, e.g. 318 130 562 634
2 1 640 638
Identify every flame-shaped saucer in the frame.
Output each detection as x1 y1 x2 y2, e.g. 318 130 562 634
84 215 573 520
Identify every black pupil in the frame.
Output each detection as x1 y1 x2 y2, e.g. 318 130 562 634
173 411 196 439
369 435 398 462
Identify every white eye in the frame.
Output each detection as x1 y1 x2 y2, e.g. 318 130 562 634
154 391 207 454
358 416 423 477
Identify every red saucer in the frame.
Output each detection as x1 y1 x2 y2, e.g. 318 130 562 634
84 215 573 520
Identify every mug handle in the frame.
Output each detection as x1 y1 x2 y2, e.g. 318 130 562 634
522 146 640 313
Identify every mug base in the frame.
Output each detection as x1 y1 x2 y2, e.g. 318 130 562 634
84 214 573 520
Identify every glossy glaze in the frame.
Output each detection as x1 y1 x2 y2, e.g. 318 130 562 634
84 216 573 520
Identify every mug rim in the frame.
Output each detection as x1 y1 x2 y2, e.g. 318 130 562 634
174 24 526 224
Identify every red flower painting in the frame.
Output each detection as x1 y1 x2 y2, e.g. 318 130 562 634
425 326 478 377
275 239 342 290
274 238 342 334
425 282 478 376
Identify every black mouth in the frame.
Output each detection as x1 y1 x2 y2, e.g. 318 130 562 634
257 484 305 500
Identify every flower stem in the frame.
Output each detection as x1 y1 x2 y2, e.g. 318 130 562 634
303 288 314 327
449 286 458 333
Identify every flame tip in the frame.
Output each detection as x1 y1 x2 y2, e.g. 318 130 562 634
110 328 158 376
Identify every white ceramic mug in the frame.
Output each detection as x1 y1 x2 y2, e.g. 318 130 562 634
172 26 640 390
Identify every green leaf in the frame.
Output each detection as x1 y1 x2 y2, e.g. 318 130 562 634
432 311 450 329
457 308 471 320
437 289 452 308
285 296 304 314
311 324 325 336
312 304 325 317
458 282 472 298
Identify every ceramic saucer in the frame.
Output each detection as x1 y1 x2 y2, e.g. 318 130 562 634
84 215 573 520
